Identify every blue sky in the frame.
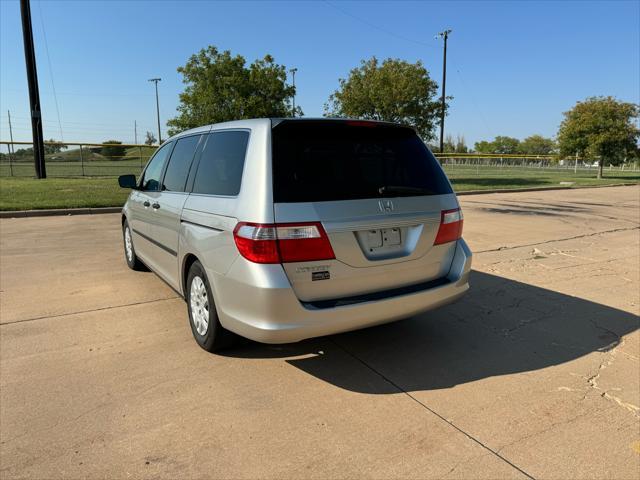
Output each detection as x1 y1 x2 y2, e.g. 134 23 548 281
1 0 638 148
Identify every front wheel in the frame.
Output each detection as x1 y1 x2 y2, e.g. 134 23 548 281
122 219 145 271
186 261 235 352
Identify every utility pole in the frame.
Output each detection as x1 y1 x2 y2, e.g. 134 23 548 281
134 120 138 144
7 111 15 177
20 0 46 178
289 68 298 117
148 78 162 143
437 29 452 156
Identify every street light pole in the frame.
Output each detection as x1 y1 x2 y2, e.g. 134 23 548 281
289 68 298 117
437 29 451 155
148 78 162 144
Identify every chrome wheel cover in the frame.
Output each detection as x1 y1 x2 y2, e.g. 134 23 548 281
190 276 209 336
124 227 133 262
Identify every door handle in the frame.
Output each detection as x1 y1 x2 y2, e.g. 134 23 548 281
152 203 160 209
143 201 150 207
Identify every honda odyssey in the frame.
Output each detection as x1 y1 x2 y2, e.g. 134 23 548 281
118 118 472 352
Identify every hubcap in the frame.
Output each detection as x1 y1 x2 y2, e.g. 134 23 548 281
190 276 209 336
124 227 133 262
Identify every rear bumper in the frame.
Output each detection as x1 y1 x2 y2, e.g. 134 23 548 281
210 238 472 344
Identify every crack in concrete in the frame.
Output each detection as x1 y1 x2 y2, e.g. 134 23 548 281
0 296 181 327
504 313 556 335
329 338 537 480
495 409 594 455
1 370 202 447
549 257 632 271
441 452 485 479
580 321 640 417
475 226 640 254
0 398 112 446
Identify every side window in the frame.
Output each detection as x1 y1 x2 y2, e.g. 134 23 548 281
162 135 201 192
192 131 249 196
141 142 173 191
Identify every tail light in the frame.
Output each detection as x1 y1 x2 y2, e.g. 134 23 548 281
233 222 336 264
434 208 463 245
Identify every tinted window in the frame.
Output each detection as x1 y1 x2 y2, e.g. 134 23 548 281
192 131 249 196
162 135 200 192
272 121 453 203
141 142 173 191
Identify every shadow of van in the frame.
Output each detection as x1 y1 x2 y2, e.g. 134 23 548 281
221 270 638 394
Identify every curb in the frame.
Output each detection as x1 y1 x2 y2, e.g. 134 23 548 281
0 207 122 219
0 183 637 218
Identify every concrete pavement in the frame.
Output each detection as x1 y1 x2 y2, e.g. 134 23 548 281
1 186 639 479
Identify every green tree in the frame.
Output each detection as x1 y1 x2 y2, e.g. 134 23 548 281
440 134 467 153
474 136 520 154
144 131 157 146
101 140 126 161
491 136 520 154
473 140 493 153
442 134 456 153
518 135 556 155
455 134 468 153
324 57 444 141
44 139 67 155
557 96 639 178
167 46 298 136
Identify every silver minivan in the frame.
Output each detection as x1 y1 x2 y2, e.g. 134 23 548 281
119 118 472 352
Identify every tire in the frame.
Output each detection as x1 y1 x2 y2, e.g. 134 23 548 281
122 219 145 271
186 260 236 352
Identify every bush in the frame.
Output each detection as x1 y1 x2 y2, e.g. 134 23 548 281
101 140 126 161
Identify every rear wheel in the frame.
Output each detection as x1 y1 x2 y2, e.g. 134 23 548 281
186 261 235 352
122 219 145 271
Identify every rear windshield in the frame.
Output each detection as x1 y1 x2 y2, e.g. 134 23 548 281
271 120 452 203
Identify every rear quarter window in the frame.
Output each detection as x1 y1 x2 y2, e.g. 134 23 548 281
192 130 250 196
271 121 452 203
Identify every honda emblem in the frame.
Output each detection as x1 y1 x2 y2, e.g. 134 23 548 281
378 199 394 213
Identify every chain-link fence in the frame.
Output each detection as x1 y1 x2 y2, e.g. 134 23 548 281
438 153 639 180
0 141 156 177
1 141 638 179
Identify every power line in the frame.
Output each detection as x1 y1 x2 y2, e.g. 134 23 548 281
2 87 155 98
323 1 439 49
37 0 63 142
454 67 494 140
4 121 156 135
8 115 156 130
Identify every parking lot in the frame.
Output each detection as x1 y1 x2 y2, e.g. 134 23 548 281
1 186 638 479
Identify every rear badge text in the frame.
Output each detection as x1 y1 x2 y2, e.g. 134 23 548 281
312 271 331 281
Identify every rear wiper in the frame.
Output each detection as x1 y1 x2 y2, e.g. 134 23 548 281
378 185 436 197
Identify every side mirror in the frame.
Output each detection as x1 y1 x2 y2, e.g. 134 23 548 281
118 174 137 189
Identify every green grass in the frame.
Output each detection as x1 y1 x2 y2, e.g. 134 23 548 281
0 177 129 211
449 174 639 191
0 170 638 211
443 165 639 191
